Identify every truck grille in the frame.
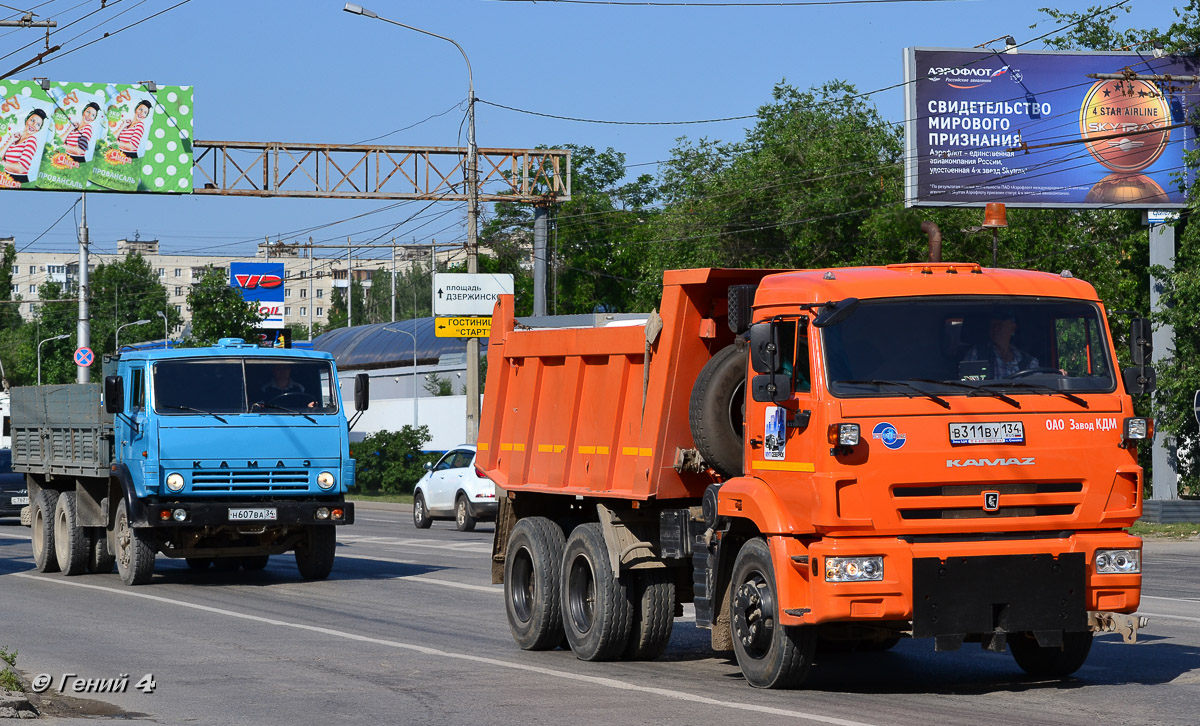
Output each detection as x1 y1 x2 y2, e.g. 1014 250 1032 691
191 469 310 492
893 482 1082 521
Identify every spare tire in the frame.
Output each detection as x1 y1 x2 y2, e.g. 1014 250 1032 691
689 343 746 478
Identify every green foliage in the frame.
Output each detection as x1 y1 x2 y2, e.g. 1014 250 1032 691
349 426 437 495
423 372 455 396
186 267 263 346
326 279 366 328
0 242 20 331
91 253 180 359
0 646 19 693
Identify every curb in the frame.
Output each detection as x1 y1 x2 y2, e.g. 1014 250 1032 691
348 500 412 513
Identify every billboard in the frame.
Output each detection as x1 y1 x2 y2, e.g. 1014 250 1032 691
0 80 192 193
904 48 1199 208
231 262 285 328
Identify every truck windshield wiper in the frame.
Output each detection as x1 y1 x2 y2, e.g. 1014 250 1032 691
837 379 950 409
908 378 1021 408
161 404 228 423
982 381 1088 408
254 401 317 424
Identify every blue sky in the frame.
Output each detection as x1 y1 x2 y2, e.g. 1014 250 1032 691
0 0 1180 265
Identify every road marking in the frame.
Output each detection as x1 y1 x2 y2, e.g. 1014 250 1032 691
339 535 490 553
1139 611 1200 623
356 517 403 523
1142 595 1200 603
10 573 880 726
337 553 500 593
0 531 30 540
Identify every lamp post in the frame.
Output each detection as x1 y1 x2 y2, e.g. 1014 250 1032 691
155 310 168 349
382 325 419 428
38 333 70 385
344 3 480 444
115 319 151 352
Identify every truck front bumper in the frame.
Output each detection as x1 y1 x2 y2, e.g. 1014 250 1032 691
131 498 354 528
770 531 1142 631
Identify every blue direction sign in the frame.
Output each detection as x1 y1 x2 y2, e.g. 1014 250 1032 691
74 347 94 367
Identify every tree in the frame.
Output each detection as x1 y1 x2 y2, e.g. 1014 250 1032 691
0 241 21 332
423 372 456 396
186 267 263 346
348 426 438 495
90 253 179 357
326 279 366 329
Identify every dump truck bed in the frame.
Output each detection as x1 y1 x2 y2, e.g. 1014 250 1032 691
11 384 112 478
478 268 777 501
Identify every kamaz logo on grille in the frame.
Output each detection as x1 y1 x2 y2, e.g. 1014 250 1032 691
946 457 1035 467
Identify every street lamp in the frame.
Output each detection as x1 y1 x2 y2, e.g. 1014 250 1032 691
155 310 168 349
38 333 70 385
115 319 151 352
382 325 419 428
344 3 481 444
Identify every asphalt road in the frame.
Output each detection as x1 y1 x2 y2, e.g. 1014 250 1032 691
1 509 1198 726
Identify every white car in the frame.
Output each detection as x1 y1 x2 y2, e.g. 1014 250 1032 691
412 445 497 531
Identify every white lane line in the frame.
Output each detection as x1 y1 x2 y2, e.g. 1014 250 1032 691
10 573 879 726
356 517 401 523
1139 611 1200 624
1142 595 1200 603
0 531 30 540
337 553 500 593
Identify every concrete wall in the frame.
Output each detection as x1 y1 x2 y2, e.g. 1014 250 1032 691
347 394 469 452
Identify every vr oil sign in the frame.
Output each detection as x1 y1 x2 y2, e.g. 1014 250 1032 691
230 262 285 327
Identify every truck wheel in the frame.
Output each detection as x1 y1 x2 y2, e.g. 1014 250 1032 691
412 492 432 529
31 489 60 573
87 528 116 574
54 491 88 576
186 558 213 570
623 568 675 660
242 555 269 571
561 522 632 661
689 344 746 478
455 495 477 532
729 538 816 688
114 497 156 586
295 526 336 580
1009 631 1093 678
504 516 566 650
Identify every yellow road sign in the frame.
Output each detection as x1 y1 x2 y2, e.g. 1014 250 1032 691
435 316 492 338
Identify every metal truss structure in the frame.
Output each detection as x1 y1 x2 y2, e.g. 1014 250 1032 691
191 141 570 203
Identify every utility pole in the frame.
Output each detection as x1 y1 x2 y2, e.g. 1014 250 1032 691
533 203 549 316
308 238 314 340
346 237 353 329
464 56 481 444
76 192 90 383
390 239 397 323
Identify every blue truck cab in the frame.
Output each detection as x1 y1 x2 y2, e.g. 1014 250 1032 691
12 338 368 586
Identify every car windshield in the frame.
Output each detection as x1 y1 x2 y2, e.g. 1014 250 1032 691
154 358 339 414
821 296 1116 397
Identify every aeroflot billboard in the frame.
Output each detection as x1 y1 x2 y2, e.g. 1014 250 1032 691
230 262 285 327
904 48 1199 208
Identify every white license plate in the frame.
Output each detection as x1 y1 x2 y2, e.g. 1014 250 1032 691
10 496 28 506
949 421 1024 445
228 507 277 522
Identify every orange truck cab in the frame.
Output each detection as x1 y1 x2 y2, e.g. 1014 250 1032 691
479 265 1152 689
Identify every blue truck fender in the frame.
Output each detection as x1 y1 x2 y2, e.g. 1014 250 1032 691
109 463 149 527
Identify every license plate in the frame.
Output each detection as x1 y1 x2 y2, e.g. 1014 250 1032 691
949 421 1024 445
228 507 277 521
10 496 28 506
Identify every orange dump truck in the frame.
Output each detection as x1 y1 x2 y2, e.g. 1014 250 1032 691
478 265 1152 688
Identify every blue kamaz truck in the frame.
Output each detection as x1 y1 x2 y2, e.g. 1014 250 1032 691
11 338 367 586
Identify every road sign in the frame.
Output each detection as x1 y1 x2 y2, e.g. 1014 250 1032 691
433 273 514 316
73 347 94 367
436 316 492 339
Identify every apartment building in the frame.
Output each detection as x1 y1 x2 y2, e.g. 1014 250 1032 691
3 237 454 334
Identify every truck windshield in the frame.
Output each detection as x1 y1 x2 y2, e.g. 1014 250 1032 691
153 358 340 415
821 297 1116 398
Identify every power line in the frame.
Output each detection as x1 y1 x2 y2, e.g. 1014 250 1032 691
494 0 968 5
479 98 756 125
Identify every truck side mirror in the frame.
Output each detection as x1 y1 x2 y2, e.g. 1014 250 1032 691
354 373 370 412
1129 318 1153 366
1123 366 1156 396
751 373 792 403
750 323 782 374
104 375 124 414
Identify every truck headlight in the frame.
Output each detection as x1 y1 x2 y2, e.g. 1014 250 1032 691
166 473 185 492
1095 549 1140 574
317 471 336 490
825 556 884 582
1123 417 1153 442
827 423 860 446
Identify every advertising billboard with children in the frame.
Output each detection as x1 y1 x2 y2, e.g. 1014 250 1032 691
0 80 192 194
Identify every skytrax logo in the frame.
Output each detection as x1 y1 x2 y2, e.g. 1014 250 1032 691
927 65 1010 89
946 457 1035 468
